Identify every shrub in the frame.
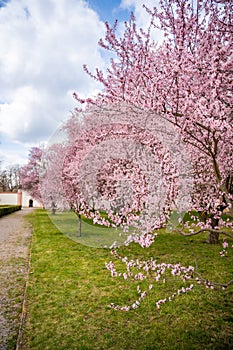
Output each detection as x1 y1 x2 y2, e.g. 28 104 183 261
0 205 21 217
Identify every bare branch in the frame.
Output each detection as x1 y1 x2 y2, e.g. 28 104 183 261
175 227 233 239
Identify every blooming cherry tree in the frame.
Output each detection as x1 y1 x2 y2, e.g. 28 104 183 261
20 146 44 203
40 143 69 213
61 103 192 238
59 0 233 309
75 0 233 243
34 0 233 311
59 103 198 309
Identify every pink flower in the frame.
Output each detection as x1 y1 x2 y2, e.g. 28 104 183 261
222 239 228 249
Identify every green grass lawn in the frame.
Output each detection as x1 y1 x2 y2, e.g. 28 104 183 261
46 209 129 248
22 209 233 350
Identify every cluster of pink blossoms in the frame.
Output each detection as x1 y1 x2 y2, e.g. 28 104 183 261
124 232 157 248
156 284 194 310
106 248 195 311
219 239 233 257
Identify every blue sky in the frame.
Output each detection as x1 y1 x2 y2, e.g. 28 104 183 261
0 0 158 168
87 0 130 23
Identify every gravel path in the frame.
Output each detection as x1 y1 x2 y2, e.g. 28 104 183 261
0 208 33 350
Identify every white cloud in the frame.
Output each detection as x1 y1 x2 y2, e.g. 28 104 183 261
0 143 29 168
120 0 162 42
0 0 106 145
120 0 155 25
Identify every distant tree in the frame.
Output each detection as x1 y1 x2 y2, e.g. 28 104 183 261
40 143 69 214
0 165 21 192
20 147 43 202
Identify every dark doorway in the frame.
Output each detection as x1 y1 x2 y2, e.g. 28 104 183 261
29 199 33 207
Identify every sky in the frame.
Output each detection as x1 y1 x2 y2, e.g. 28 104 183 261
0 0 158 168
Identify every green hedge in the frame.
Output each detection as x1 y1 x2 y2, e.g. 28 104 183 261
0 205 22 218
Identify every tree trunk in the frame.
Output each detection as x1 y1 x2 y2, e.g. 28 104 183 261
208 231 219 244
208 216 219 244
199 211 220 244
77 214 82 237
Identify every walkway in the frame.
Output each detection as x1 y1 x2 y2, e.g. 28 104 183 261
0 208 33 350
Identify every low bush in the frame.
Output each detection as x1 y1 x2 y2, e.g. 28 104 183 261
0 205 21 217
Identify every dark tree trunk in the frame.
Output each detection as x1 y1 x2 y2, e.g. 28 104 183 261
77 214 82 237
51 202 56 215
208 230 219 244
208 216 219 244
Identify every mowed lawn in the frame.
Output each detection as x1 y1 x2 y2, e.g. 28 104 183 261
22 209 233 350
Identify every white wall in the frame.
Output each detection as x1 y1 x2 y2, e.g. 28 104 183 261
21 191 42 208
0 193 17 205
0 191 42 208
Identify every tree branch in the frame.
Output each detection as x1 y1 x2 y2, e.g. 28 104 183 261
175 227 233 239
